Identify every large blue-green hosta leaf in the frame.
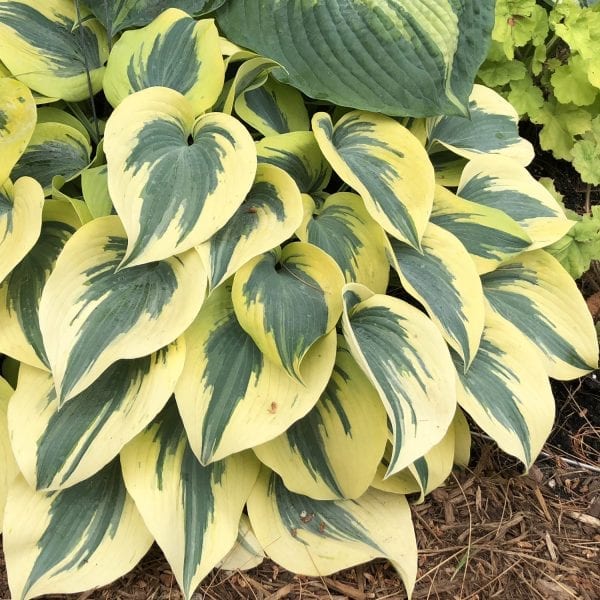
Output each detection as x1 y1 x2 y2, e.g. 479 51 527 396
216 0 495 117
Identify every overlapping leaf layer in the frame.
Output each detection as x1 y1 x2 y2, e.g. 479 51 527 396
0 2 596 599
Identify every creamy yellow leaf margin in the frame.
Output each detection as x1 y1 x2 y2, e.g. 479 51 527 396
235 76 309 137
254 336 387 500
0 177 44 283
121 403 260 600
0 0 109 102
0 200 80 369
431 185 531 275
232 242 344 380
9 341 185 491
38 215 206 404
0 77 35 185
482 250 599 380
312 110 435 249
218 514 265 572
0 376 18 533
248 469 417 597
388 222 485 367
197 163 304 291
458 156 573 250
342 284 457 475
3 462 152 600
105 86 257 267
176 282 336 464
453 309 556 468
104 8 224 112
297 192 389 294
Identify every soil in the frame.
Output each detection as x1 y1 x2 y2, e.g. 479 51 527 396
0 127 598 600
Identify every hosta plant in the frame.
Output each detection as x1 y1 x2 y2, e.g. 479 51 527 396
0 1 598 599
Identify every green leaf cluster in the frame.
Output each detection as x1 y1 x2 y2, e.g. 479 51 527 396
0 2 597 600
479 0 600 182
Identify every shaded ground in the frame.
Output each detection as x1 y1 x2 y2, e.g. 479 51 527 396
1 426 598 600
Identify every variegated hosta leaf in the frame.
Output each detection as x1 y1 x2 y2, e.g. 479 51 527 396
197 163 304 291
0 0 109 101
429 149 467 187
453 310 556 468
120 403 261 599
313 111 434 248
297 192 389 294
38 215 206 404
256 131 331 194
0 77 35 185
453 407 472 468
482 251 599 380
218 515 265 572
87 0 227 38
342 284 457 475
387 222 485 367
458 156 573 250
431 185 531 275
0 376 18 532
8 341 185 491
232 242 345 380
0 177 44 283
235 76 309 137
247 469 417 597
427 84 534 166
217 0 495 117
254 336 387 500
12 121 92 194
0 201 80 369
176 283 337 464
103 8 224 112
372 418 456 502
104 86 257 267
216 56 280 115
3 461 152 600
81 164 112 219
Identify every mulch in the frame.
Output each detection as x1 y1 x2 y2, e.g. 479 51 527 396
1 420 598 600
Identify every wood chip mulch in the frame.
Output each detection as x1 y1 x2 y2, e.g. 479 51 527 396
1 435 598 600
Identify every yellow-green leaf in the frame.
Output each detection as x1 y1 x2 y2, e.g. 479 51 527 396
342 284 457 475
235 76 309 136
0 77 36 185
0 375 18 533
176 282 337 464
482 250 599 380
38 215 206 404
120 403 260 599
387 222 485 367
232 242 344 380
458 156 573 249
313 111 434 248
256 131 331 194
8 341 184 491
0 0 109 102
197 163 304 291
247 469 417 597
427 84 534 166
297 192 389 294
104 8 224 112
105 86 257 267
0 200 80 369
254 336 387 500
3 462 152 600
0 177 44 282
431 185 531 275
452 309 555 468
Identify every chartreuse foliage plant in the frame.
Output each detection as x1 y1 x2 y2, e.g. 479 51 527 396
0 1 597 599
479 0 600 184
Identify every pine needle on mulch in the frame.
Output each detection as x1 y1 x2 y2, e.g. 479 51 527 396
1 431 598 600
